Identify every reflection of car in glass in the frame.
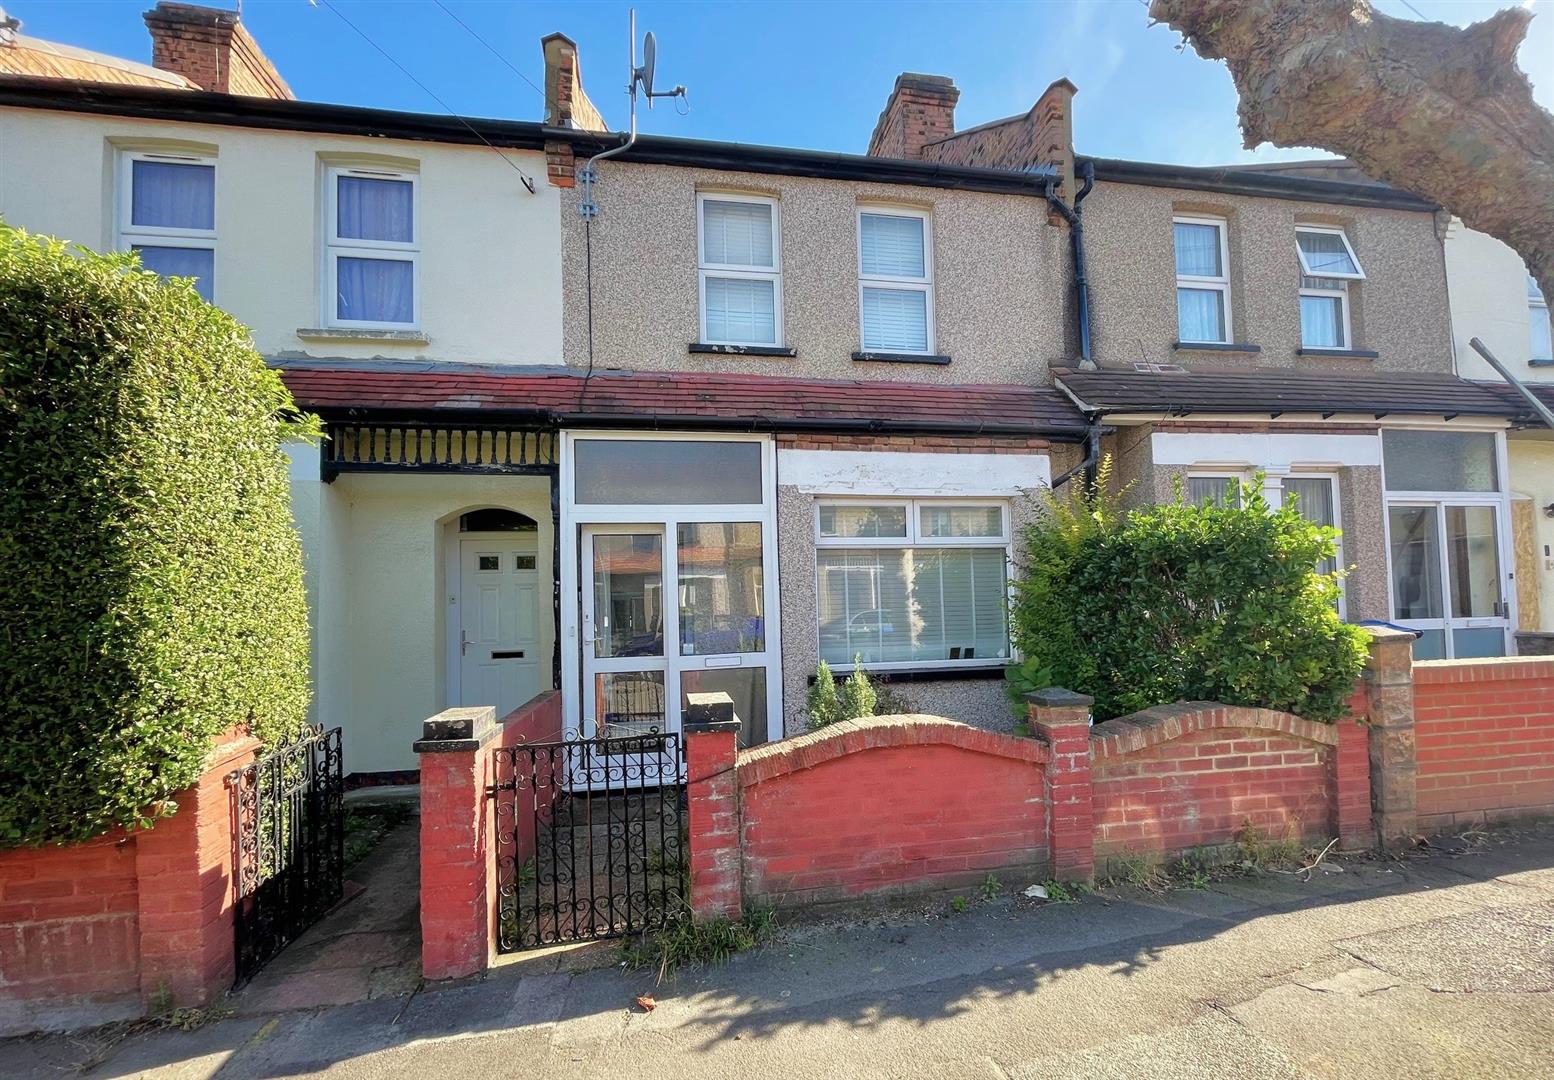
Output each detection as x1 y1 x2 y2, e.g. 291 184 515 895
819 609 895 649
617 623 664 657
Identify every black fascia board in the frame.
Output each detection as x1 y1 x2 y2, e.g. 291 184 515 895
1080 155 1438 212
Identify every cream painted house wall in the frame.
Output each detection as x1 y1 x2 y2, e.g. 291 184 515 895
286 446 555 775
0 107 563 365
1509 440 1554 633
1083 181 1453 374
1444 222 1552 383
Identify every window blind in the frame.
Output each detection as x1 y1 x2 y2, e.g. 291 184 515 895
702 200 774 268
860 213 925 278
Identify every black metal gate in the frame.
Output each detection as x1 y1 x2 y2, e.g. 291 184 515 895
229 726 345 985
492 733 685 952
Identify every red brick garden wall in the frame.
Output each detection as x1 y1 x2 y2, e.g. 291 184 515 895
1089 704 1370 866
735 718 1050 909
0 732 260 1036
1414 657 1554 833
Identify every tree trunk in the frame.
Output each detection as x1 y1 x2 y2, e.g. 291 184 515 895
1149 0 1554 305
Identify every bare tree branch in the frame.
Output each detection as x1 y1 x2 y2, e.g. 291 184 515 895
1149 0 1554 303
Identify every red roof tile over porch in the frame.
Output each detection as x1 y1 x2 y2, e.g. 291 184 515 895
275 361 1090 438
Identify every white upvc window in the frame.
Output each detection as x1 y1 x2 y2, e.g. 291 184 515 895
698 193 782 347
1186 472 1246 508
1296 227 1365 350
325 165 419 329
118 151 216 302
1530 275 1552 364
814 499 1009 670
1174 215 1231 344
857 207 935 354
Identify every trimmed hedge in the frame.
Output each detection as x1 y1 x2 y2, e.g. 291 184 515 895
0 227 315 846
1012 469 1370 723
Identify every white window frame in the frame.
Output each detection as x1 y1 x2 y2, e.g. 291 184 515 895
1173 214 1232 345
117 150 217 300
1295 226 1366 280
1296 226 1364 351
696 192 783 347
323 165 420 330
813 497 1010 673
856 206 936 355
1281 471 1347 620
1186 471 1247 507
1530 275 1551 364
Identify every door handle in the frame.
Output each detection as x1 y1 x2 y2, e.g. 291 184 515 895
460 629 469 656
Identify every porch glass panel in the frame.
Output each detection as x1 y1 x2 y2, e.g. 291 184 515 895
1388 506 1443 620
1382 430 1498 492
1445 505 1501 619
591 534 663 658
677 522 765 655
591 671 666 739
574 440 762 505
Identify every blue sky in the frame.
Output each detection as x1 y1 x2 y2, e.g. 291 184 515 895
21 1 1554 166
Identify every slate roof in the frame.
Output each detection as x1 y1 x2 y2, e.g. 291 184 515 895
1052 367 1534 421
275 360 1091 438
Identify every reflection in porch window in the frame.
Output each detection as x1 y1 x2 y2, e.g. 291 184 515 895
677 522 765 655
681 668 768 749
592 671 665 740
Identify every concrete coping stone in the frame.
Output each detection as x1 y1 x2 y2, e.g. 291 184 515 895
1025 687 1095 709
414 705 497 754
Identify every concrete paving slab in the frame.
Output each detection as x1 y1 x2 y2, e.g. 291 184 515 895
1011 1013 1308 1080
1337 899 1554 992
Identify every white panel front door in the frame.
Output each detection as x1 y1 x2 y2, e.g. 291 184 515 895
458 539 542 718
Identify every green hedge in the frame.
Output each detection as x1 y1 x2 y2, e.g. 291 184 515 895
1012 467 1369 723
0 227 315 847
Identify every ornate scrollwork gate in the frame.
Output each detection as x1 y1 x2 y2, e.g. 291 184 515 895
229 726 345 985
491 733 685 952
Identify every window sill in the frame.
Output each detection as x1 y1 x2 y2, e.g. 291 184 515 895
1297 347 1380 359
807 664 1007 685
1530 359 1554 368
297 327 431 346
1171 341 1261 354
851 351 952 365
688 342 797 358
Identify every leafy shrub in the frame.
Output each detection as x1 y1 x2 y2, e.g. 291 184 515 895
1011 464 1368 723
0 228 315 846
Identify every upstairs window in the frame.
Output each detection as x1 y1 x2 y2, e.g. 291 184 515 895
119 152 216 302
326 166 418 328
858 208 934 354
1530 275 1552 364
698 194 781 346
1296 227 1365 350
1174 216 1230 344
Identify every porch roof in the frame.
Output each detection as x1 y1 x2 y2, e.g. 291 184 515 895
274 360 1090 439
1052 366 1535 422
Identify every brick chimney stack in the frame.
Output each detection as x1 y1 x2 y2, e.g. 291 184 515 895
867 73 959 160
540 32 608 188
142 2 292 99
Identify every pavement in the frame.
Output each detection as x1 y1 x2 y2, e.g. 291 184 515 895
4 822 1553 1079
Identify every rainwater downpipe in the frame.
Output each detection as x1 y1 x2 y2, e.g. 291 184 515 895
1045 159 1101 491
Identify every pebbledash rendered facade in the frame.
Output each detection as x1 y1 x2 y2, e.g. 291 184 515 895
2 7 1547 779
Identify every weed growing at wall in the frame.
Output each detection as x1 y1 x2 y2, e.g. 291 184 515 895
1012 461 1368 723
806 657 899 730
0 228 316 846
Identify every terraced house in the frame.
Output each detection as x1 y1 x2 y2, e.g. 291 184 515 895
1 3 1545 782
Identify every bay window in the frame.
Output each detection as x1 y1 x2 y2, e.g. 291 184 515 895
119 151 216 302
858 208 934 354
325 166 418 328
815 499 1009 669
698 194 781 347
1174 216 1230 344
1296 227 1365 350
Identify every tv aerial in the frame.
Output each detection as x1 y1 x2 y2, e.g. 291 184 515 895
579 9 687 219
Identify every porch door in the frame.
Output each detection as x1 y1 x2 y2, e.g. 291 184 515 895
458 539 543 717
1387 501 1510 659
581 527 670 741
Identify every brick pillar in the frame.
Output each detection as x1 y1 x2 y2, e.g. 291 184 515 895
1026 688 1094 883
684 693 741 921
135 730 261 1007
1363 627 1418 848
414 706 497 982
1334 717 1373 850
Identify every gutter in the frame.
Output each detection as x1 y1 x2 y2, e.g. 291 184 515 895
1081 155 1437 212
308 405 1089 442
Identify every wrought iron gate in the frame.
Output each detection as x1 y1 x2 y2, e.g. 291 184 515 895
492 733 685 952
229 726 345 985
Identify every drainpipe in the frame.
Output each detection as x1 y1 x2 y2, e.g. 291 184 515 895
1049 417 1104 493
1045 159 1096 372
